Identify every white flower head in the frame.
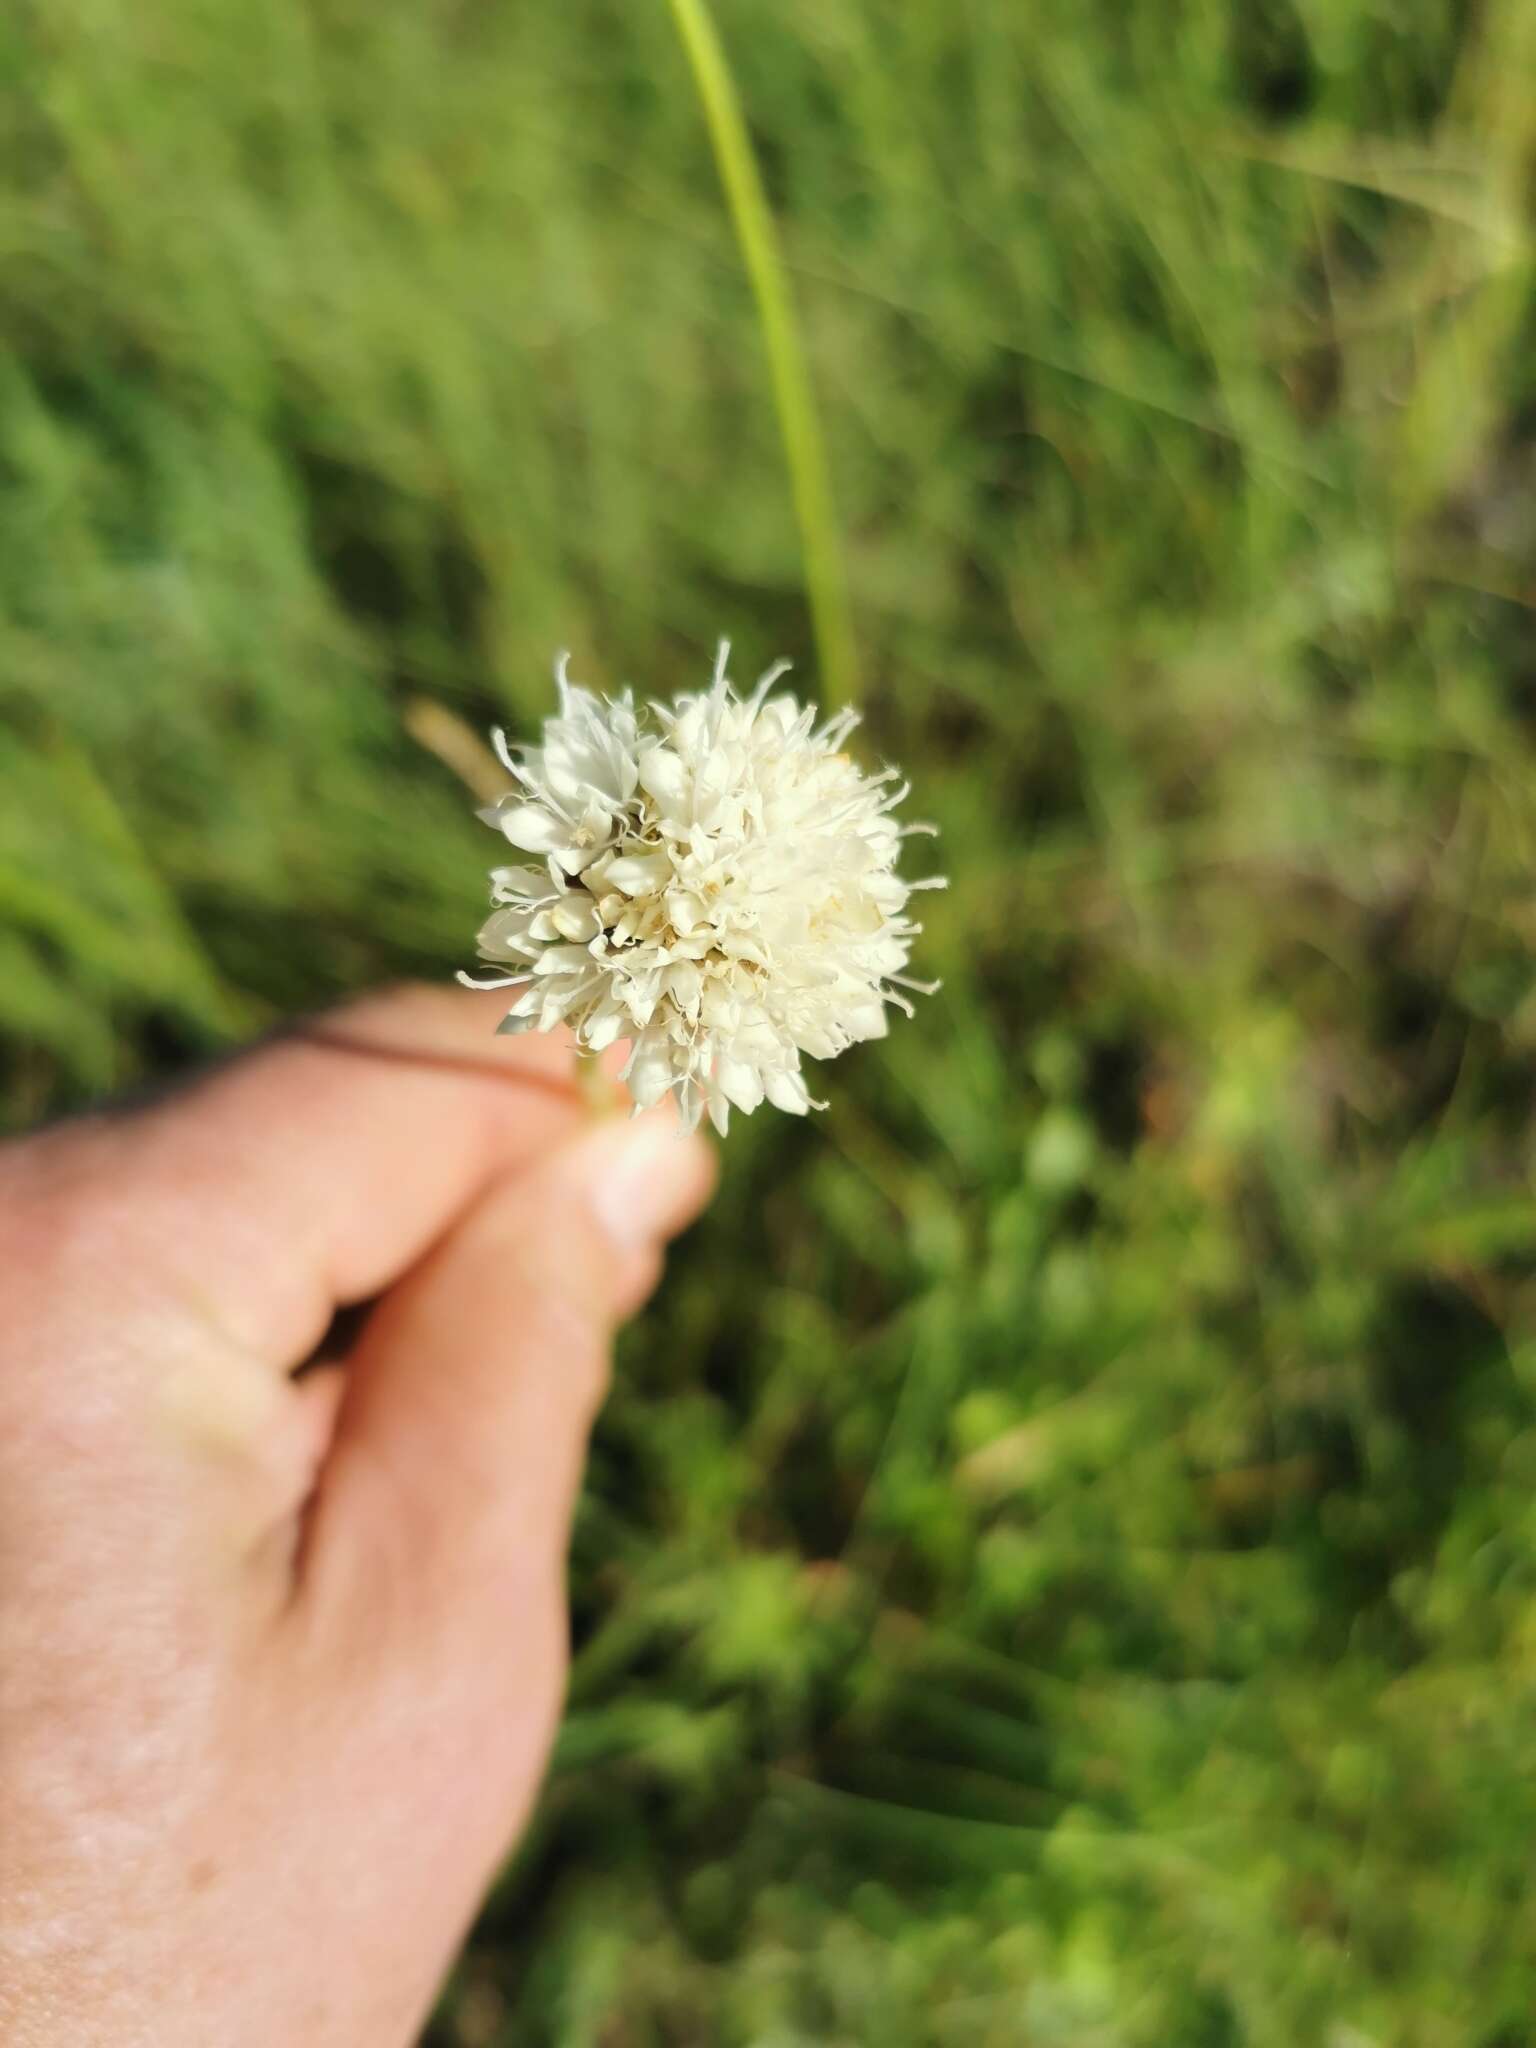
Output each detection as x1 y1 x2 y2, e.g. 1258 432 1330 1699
461 642 945 1135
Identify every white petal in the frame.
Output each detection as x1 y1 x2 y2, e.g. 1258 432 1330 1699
669 890 708 937
605 851 674 897
796 1023 840 1060
623 1040 679 1109
700 982 741 1031
477 905 537 954
551 896 602 942
498 803 572 856
490 864 555 900
843 1000 889 1043
673 700 707 754
667 960 702 1015
716 1057 765 1115
585 1008 625 1052
535 944 597 975
765 1070 812 1114
638 746 689 810
553 842 598 877
674 1083 704 1135
539 986 578 1031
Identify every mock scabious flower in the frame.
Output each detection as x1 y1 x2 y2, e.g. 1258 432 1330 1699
461 643 944 1134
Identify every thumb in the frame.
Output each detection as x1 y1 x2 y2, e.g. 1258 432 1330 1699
301 1107 715 1636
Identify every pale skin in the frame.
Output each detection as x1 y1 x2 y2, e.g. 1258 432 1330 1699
0 985 716 2046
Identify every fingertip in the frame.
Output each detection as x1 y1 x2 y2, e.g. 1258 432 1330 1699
552 1107 717 1259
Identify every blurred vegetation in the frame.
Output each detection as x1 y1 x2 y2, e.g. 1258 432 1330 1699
6 0 1536 2040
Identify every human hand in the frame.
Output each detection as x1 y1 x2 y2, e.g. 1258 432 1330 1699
0 986 715 2046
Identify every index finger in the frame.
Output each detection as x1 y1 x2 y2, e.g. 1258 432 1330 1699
83 984 593 1365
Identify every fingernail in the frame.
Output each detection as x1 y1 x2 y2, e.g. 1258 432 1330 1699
566 1112 708 1252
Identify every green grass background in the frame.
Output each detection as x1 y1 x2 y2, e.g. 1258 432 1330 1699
6 0 1536 2039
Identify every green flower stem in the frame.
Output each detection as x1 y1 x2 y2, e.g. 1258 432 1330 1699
665 0 858 707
